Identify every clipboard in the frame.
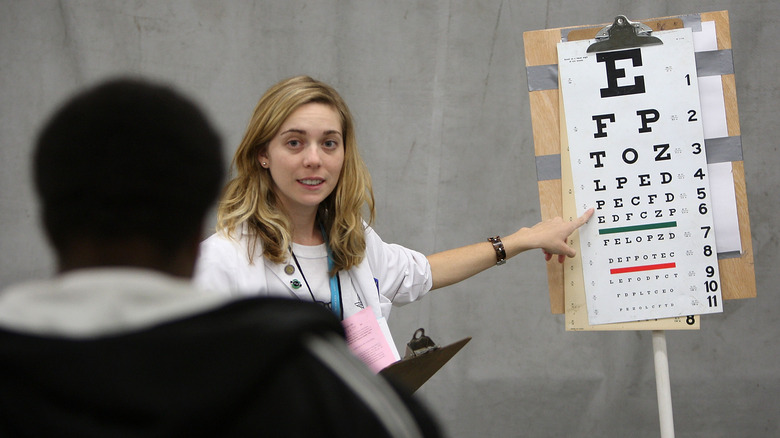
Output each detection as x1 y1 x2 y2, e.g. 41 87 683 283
379 329 471 393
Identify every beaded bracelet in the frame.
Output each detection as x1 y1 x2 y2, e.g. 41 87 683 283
487 236 506 266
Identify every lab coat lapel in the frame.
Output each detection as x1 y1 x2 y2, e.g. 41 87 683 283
345 262 385 320
264 257 301 298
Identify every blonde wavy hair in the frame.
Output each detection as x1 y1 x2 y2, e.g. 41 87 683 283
217 76 375 273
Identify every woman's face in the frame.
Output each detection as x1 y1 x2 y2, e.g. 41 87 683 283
260 103 345 217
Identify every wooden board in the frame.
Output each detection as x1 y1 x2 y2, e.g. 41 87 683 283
523 11 755 321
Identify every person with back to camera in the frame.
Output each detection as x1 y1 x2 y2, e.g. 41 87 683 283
0 78 442 438
194 75 594 336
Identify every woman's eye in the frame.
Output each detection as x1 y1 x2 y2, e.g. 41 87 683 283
324 140 338 148
287 139 301 148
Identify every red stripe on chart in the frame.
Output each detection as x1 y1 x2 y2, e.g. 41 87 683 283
610 262 676 275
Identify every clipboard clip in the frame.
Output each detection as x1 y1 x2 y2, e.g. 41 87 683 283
587 15 663 53
403 328 439 359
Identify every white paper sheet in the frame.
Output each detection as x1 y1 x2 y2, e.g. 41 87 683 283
692 18 741 254
708 162 742 254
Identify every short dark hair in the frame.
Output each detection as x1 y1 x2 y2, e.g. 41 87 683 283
34 78 224 253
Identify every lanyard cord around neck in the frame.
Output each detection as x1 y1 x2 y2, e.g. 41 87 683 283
288 223 343 320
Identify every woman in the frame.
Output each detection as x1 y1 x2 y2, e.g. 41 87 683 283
194 75 593 324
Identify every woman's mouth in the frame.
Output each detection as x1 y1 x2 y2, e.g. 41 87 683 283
298 178 324 186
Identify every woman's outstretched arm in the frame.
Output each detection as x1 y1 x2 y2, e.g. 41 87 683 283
427 208 594 290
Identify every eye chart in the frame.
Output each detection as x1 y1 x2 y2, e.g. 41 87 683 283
558 28 723 325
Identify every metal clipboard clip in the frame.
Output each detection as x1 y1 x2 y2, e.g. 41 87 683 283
403 328 439 359
587 15 663 53
382 328 471 392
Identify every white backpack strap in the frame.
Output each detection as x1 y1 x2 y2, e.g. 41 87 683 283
304 333 424 438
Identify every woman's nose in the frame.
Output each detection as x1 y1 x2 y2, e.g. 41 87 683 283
302 144 322 167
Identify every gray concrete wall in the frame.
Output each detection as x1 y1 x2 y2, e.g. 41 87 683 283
2 1 777 436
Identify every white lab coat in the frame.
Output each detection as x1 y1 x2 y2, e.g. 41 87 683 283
194 223 432 321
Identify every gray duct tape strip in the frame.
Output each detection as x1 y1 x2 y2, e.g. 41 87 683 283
526 64 559 91
527 13 724 91
717 250 741 260
680 13 703 32
696 50 734 77
535 135 741 181
560 26 591 42
705 136 743 163
535 154 562 181
528 49 732 92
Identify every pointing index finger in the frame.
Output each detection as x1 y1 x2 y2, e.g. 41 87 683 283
577 207 595 227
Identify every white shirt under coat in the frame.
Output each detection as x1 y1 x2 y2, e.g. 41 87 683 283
193 224 433 321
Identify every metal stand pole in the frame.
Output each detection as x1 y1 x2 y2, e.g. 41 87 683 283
652 330 675 438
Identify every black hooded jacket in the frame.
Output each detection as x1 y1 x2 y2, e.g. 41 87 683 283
0 296 440 437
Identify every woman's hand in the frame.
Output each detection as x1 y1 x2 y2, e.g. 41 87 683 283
509 208 594 264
